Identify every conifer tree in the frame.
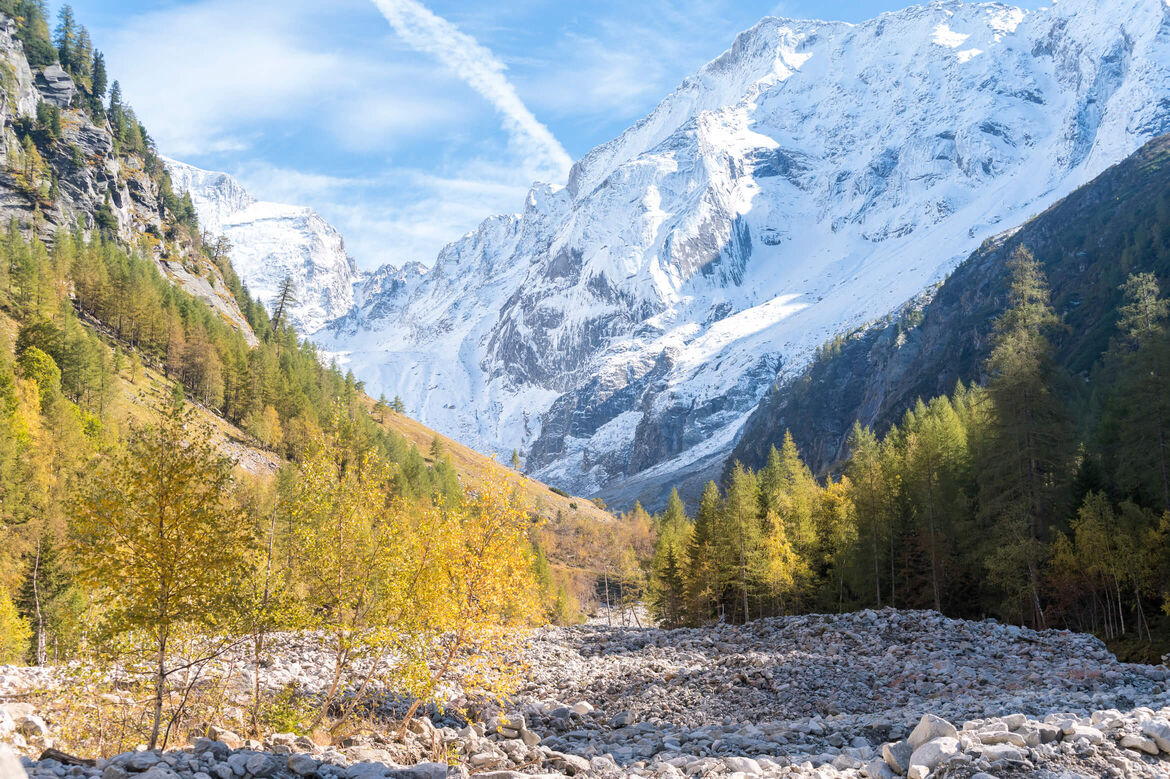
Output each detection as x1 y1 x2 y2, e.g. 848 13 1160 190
53 5 76 70
72 394 251 749
16 533 66 665
1108 272 1170 509
685 482 723 622
722 462 761 622
980 247 1071 627
270 275 297 331
846 423 884 606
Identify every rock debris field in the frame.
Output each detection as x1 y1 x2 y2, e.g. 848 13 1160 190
7 609 1170 778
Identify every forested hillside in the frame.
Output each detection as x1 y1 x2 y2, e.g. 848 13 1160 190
0 2 633 749
646 137 1170 658
734 135 1170 475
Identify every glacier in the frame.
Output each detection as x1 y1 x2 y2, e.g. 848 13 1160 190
194 0 1170 509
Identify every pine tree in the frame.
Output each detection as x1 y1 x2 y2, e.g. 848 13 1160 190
846 423 884 606
53 5 76 70
980 246 1071 627
1108 272 1170 509
685 482 722 623
16 533 66 665
653 546 685 628
722 462 761 622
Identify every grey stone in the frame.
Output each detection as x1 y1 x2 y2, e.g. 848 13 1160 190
907 737 960 779
225 755 249 778
722 756 761 774
882 741 913 775
210 729 244 751
286 755 318 777
125 755 160 773
136 766 176 779
386 764 445 779
1120 734 1159 755
907 715 958 749
243 755 277 778
1141 718 1170 753
978 730 1026 747
980 743 1024 763
34 65 75 109
344 765 388 779
1067 725 1104 745
192 740 230 762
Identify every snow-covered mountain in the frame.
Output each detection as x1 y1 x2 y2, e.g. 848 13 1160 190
321 0 1167 508
165 160 360 335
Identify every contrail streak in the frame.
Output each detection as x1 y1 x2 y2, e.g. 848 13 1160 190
371 0 573 183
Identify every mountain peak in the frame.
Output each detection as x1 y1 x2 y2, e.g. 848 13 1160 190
167 161 360 335
300 0 1170 508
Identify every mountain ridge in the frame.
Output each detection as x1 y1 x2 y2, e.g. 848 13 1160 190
182 0 1170 510
732 131 1170 479
164 159 361 335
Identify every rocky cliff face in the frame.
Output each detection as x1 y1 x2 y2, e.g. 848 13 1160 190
0 16 256 345
165 161 363 335
732 133 1170 478
310 0 1170 509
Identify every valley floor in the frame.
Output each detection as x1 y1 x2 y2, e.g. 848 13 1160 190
5 610 1170 778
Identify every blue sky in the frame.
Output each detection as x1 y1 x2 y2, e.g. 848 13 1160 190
61 0 1044 270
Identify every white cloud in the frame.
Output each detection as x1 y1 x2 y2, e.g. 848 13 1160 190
96 0 472 156
370 0 572 184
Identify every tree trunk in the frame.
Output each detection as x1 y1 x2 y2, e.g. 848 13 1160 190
926 468 941 613
31 542 44 666
870 477 881 607
149 627 167 750
604 571 611 626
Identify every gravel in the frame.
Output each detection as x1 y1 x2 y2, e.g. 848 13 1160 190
4 608 1170 778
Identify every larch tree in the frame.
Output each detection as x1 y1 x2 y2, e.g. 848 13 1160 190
270 275 297 331
71 394 252 749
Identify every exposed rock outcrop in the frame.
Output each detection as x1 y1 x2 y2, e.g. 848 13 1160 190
311 0 1170 509
0 16 256 345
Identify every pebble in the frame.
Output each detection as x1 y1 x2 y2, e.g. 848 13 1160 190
0 609 1168 777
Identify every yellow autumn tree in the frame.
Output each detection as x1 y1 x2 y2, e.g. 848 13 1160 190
394 466 544 736
285 413 423 732
71 393 252 749
756 509 807 614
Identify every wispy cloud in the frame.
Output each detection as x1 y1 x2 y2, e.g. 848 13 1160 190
370 0 573 184
95 0 473 157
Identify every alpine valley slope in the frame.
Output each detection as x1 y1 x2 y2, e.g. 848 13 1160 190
276 0 1170 509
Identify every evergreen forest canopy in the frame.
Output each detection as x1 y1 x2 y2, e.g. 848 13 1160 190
647 246 1170 652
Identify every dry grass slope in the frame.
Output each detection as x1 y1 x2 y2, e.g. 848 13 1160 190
357 396 613 525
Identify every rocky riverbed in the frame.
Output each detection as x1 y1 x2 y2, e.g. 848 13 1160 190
5 609 1170 778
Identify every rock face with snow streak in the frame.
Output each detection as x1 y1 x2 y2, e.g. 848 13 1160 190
166 160 359 335
323 0 1170 507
